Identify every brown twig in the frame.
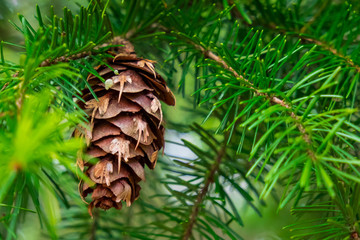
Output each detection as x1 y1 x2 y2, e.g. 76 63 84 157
40 51 95 67
40 37 132 67
182 138 228 240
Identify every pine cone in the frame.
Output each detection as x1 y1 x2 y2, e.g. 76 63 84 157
75 40 175 214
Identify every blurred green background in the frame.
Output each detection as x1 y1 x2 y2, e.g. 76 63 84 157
0 0 300 239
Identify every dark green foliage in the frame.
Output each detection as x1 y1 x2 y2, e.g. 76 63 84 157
0 0 359 239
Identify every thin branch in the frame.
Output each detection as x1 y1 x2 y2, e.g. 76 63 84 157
302 37 360 73
181 137 228 240
230 5 360 74
90 210 99 240
40 51 98 67
196 44 314 157
40 37 133 67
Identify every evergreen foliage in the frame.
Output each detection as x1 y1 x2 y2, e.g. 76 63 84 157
0 0 359 239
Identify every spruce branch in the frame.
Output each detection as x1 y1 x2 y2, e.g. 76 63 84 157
195 43 314 153
231 3 360 75
182 136 228 240
40 37 129 67
253 22 360 74
302 36 360 74
40 48 97 67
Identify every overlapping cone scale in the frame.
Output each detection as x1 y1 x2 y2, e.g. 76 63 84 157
77 53 175 215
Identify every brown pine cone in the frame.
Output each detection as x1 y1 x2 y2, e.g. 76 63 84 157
75 40 175 215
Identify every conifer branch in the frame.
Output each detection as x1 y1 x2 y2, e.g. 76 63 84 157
302 37 360 73
255 20 360 74
231 7 360 74
196 44 314 155
40 37 126 67
182 137 228 240
40 50 97 67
